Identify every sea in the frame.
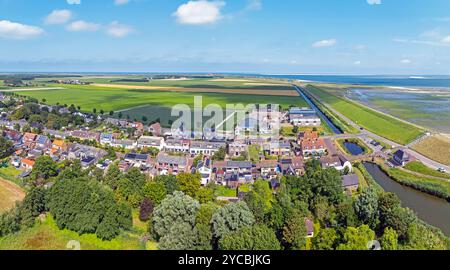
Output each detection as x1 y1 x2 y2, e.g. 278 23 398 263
260 74 450 89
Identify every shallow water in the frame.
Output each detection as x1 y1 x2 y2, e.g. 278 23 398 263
348 88 450 133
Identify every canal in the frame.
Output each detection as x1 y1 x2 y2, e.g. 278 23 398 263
363 162 450 236
344 141 365 155
293 85 343 134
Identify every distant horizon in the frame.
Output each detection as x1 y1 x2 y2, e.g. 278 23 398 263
1 71 450 77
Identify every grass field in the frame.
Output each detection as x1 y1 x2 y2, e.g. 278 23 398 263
307 85 424 145
0 215 148 250
404 161 450 180
0 178 25 213
412 135 450 166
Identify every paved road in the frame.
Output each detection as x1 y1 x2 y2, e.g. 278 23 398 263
299 85 450 172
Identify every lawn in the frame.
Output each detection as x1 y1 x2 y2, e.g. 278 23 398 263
307 85 424 145
412 135 450 167
214 186 237 197
404 161 450 180
0 215 149 250
0 178 25 213
14 84 307 113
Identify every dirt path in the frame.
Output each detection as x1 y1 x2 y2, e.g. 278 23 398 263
0 178 25 213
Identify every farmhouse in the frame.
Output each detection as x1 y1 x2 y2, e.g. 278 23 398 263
320 154 352 172
289 107 321 127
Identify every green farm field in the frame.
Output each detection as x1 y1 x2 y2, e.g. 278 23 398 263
12 83 306 114
306 85 424 145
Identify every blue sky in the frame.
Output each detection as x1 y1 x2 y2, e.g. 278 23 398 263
1 0 450 74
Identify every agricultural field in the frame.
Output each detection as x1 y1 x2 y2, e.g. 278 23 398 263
0 178 25 213
412 135 450 166
11 79 308 128
306 85 424 145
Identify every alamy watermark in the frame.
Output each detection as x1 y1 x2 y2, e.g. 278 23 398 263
170 96 281 141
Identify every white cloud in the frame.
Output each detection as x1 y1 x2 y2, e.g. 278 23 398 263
0 20 44 40
174 1 225 25
45 9 73 25
354 61 361 65
106 21 133 38
115 0 130 5
367 0 381 5
400 59 411 64
441 36 450 43
67 20 101 32
312 39 337 48
246 0 262 11
67 0 81 4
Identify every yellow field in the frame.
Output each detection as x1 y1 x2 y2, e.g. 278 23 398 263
0 178 25 213
91 83 298 97
413 135 450 166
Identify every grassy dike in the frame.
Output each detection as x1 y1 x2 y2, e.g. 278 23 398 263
306 85 424 145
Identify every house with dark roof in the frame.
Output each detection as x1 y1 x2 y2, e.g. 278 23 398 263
124 153 149 168
342 174 359 192
393 150 410 166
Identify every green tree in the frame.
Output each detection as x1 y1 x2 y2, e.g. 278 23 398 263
212 147 226 161
282 210 307 250
48 177 132 240
143 181 167 205
0 136 13 159
219 225 281 250
32 156 58 180
354 187 379 229
195 202 220 226
337 225 375 250
383 207 417 240
211 201 255 239
152 191 200 240
243 180 274 222
158 222 197 250
155 175 179 194
196 187 214 204
312 228 338 250
405 223 448 250
177 173 201 198
380 227 398 250
104 163 122 190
